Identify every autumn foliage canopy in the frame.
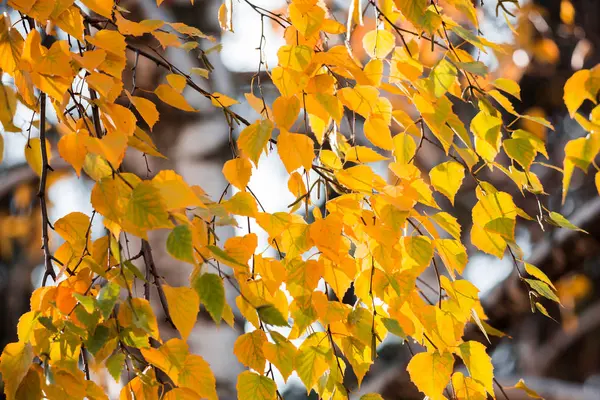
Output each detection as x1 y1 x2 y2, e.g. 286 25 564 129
0 0 597 399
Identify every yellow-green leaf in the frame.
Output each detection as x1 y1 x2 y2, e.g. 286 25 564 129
238 120 274 165
430 161 465 205
457 341 494 395
236 371 277 400
263 331 296 382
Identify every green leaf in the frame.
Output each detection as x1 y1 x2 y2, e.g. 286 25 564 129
167 224 195 263
106 352 126 383
124 260 147 282
257 305 289 327
382 317 406 340
193 273 225 323
87 325 110 356
96 282 121 320
525 278 560 303
454 61 487 76
547 211 587 233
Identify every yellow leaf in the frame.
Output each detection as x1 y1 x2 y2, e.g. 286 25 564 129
153 31 182 48
338 85 379 119
80 0 114 19
277 131 314 173
85 132 128 168
435 239 468 277
236 371 277 400
344 146 388 163
233 330 267 372
562 133 600 203
277 45 314 72
407 351 454 400
211 92 238 108
362 29 395 59
155 84 195 112
457 341 494 395
564 69 596 117
87 72 123 103
364 58 384 87
223 157 253 190
452 372 487 400
177 354 218 400
120 369 159 400
25 138 52 177
86 30 126 57
289 2 325 38
0 341 34 400
393 133 417 165
218 0 234 32
271 67 309 97
0 15 24 73
58 131 89 176
163 285 200 340
238 119 274 165
223 191 258 218
430 161 465 205
117 298 160 340
493 78 521 100
336 165 385 193
115 13 163 36
127 93 159 130
152 170 205 210
273 96 301 130
511 379 543 399
364 117 393 150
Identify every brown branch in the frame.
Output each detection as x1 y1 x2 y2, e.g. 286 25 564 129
37 93 56 286
141 239 176 330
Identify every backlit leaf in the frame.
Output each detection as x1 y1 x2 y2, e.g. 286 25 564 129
236 371 277 400
430 161 465 205
407 351 454 400
238 120 274 165
234 330 267 372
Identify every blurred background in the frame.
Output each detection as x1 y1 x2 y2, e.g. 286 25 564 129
1 0 600 399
